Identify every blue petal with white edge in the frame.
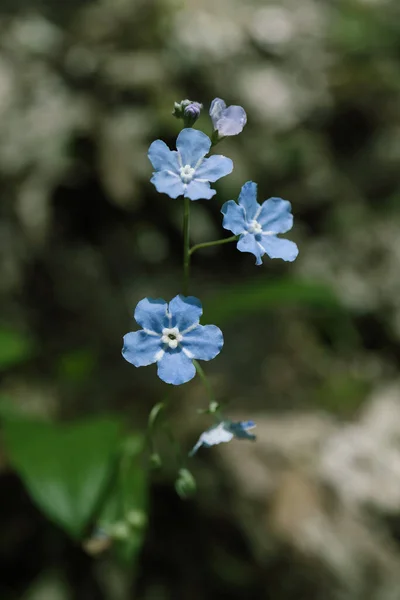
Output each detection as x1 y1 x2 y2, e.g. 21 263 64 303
176 128 211 166
157 347 196 385
257 197 294 234
148 140 179 172
221 200 247 235
151 171 184 199
238 181 259 220
122 331 161 367
185 180 215 201
168 295 202 330
182 325 224 361
259 235 299 262
237 233 264 265
195 155 233 182
134 298 168 333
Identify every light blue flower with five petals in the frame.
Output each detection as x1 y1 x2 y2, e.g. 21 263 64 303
221 181 299 265
148 128 233 201
210 97 247 137
122 295 224 385
189 420 256 456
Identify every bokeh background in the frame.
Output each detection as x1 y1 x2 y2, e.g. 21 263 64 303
1 0 400 598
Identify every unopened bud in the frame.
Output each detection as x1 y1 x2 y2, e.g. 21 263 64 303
127 510 147 529
175 468 196 500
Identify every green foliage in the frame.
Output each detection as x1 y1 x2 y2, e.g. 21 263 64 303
2 415 122 539
98 434 148 564
0 328 34 370
205 278 341 324
57 348 97 383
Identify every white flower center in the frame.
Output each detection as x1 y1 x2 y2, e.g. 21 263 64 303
161 327 183 349
179 164 195 184
247 219 263 234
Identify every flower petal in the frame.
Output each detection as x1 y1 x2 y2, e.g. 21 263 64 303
226 421 256 440
134 298 168 333
238 181 260 221
185 179 215 201
150 171 185 199
215 105 247 136
182 324 224 361
157 347 196 385
176 128 211 166
192 423 234 454
237 233 264 265
169 295 202 330
258 235 299 262
257 197 294 233
122 331 162 367
148 140 179 173
221 200 246 235
195 155 233 182
209 98 226 127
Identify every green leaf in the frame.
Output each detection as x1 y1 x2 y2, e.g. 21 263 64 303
205 278 341 324
99 434 148 564
0 328 35 370
2 415 122 539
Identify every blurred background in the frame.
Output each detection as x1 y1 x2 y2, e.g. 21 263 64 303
0 0 400 598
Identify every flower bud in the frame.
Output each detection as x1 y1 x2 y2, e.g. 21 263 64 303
149 452 162 469
126 510 147 529
175 468 197 499
172 99 202 127
183 102 202 127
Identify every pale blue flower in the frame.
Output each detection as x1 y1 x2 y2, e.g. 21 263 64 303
210 98 247 137
221 181 299 265
148 128 233 201
189 420 256 456
122 295 224 385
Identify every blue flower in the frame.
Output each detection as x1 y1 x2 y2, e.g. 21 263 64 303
210 97 247 138
122 295 224 385
189 420 256 456
221 181 299 265
148 128 233 201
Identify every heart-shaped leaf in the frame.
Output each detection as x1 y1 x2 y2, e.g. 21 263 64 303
2 415 123 539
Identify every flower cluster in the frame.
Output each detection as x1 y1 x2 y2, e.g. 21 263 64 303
122 97 300 458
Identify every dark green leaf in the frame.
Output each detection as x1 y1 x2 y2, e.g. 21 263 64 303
2 415 122 539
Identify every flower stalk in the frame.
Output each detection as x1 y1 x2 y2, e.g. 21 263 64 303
189 234 239 256
183 197 191 295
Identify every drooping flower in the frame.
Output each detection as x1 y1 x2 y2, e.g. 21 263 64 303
122 295 224 385
189 420 256 456
221 181 299 265
210 97 247 138
148 128 233 201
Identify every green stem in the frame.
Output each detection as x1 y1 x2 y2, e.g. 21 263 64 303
193 360 216 403
183 197 190 295
189 235 239 256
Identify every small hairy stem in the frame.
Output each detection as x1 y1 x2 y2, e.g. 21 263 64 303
193 360 216 404
189 234 239 256
183 197 191 295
